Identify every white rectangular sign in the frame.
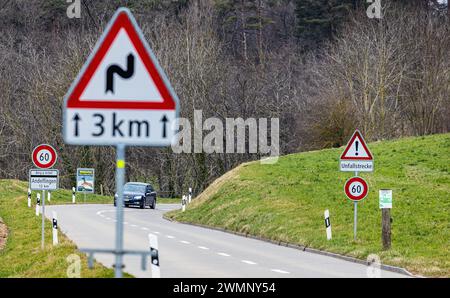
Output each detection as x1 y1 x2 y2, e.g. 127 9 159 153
379 189 392 209
339 160 374 172
29 169 59 191
64 109 177 146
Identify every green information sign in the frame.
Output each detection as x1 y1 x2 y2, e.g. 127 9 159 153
379 189 392 209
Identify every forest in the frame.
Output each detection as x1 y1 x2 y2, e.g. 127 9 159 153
0 0 449 196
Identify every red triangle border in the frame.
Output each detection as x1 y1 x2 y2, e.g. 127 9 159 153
66 11 176 110
340 130 373 160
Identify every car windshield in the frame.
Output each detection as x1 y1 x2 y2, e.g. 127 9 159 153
124 184 146 193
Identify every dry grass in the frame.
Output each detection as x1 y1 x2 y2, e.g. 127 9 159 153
0 217 7 250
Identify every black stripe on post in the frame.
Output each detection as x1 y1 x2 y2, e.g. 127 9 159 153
150 248 159 267
325 218 331 228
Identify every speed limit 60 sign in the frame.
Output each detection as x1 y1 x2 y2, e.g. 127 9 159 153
32 144 57 169
344 177 368 201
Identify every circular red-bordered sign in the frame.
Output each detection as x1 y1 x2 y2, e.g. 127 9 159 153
32 144 57 169
344 177 368 201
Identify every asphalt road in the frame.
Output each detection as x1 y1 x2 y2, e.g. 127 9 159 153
45 204 407 278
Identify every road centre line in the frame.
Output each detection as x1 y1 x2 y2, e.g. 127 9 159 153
271 269 290 274
95 208 291 276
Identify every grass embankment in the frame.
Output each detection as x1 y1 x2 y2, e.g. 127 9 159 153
0 180 115 277
167 133 450 277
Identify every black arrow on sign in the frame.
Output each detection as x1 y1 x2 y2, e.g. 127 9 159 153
161 115 168 138
73 113 81 137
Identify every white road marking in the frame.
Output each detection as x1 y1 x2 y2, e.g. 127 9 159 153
153 231 160 234
241 260 257 265
123 222 128 225
167 235 175 239
198 246 209 250
217 252 230 257
271 269 290 274
180 240 190 244
141 227 149 231
130 224 138 228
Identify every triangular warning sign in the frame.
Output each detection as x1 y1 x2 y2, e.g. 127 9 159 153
66 8 176 110
340 130 373 160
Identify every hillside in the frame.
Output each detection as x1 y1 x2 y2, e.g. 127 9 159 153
167 133 450 277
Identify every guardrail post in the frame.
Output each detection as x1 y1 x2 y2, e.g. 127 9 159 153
28 188 31 208
149 233 160 278
188 187 192 203
181 195 186 212
324 209 332 240
36 193 41 216
52 211 58 245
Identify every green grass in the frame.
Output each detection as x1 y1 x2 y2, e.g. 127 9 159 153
158 198 181 204
0 180 117 277
167 133 450 277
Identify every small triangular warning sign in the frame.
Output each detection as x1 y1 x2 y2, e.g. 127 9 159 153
340 130 373 160
66 8 176 110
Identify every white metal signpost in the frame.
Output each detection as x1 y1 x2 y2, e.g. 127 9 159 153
63 7 179 278
340 130 373 240
29 169 59 191
30 144 59 249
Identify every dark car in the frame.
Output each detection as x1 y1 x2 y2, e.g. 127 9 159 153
114 182 156 209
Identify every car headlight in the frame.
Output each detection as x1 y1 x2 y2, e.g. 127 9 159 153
134 195 143 200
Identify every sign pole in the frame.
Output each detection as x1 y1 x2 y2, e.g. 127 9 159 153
354 171 358 240
41 190 45 249
115 144 126 278
354 201 357 240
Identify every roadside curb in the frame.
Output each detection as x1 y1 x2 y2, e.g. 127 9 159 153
163 214 416 277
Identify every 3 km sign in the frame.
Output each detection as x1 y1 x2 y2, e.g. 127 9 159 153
63 8 179 146
62 8 179 278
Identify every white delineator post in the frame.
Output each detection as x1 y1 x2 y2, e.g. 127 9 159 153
72 187 76 204
36 193 41 216
188 187 192 203
52 211 58 245
148 233 160 278
28 188 31 208
48 191 51 202
181 195 186 212
324 209 332 240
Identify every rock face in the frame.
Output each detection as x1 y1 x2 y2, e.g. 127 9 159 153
0 217 7 250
